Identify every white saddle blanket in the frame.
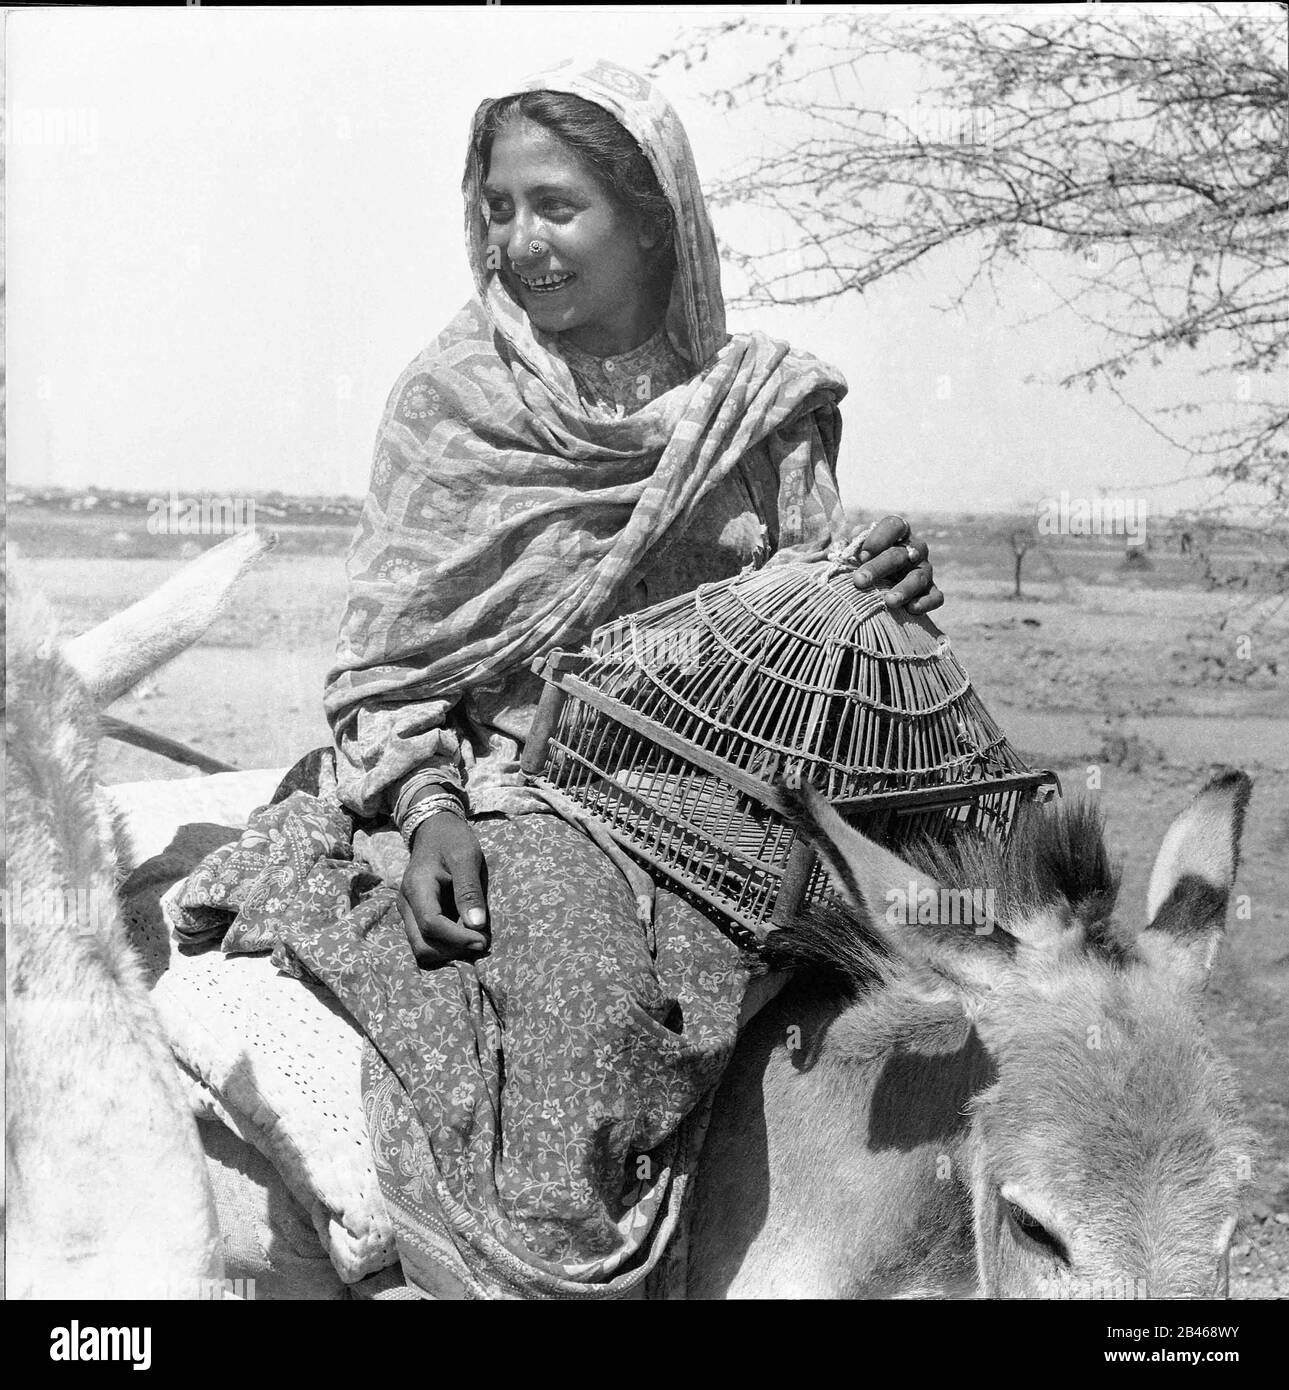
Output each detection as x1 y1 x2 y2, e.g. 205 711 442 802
108 769 397 1286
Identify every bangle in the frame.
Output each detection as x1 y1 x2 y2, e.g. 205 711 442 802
393 769 465 824
400 794 468 848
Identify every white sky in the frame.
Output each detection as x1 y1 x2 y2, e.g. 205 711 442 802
5 4 1238 514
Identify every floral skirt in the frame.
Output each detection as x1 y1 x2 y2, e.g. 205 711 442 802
171 751 753 1298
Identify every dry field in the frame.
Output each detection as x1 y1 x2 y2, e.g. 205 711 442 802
12 505 1288 1298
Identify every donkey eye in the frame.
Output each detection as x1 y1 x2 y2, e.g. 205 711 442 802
1005 1200 1070 1263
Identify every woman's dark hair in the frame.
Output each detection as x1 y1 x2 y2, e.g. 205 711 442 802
474 90 676 300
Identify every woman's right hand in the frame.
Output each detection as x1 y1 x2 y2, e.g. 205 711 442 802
399 813 490 966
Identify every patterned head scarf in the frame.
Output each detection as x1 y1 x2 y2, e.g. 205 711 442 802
462 58 727 390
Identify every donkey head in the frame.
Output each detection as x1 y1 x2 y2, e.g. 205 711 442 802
777 772 1256 1300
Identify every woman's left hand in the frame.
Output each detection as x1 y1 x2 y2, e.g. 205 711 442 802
852 515 943 615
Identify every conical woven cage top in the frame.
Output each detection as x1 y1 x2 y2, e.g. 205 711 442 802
526 557 1054 947
585 560 1029 795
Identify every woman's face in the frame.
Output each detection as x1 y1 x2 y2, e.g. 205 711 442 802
483 119 661 357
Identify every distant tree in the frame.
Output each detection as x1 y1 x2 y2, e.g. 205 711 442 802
1006 523 1038 599
658 4 1288 556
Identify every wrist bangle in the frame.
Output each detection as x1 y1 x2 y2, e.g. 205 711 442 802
393 770 465 825
400 794 467 848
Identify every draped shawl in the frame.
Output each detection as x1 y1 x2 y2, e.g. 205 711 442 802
325 58 848 816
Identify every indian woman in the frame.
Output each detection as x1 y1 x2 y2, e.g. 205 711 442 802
175 57 943 1298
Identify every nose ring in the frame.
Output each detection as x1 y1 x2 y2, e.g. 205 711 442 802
528 240 544 256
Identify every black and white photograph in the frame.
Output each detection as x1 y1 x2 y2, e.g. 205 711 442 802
4 1 1286 1328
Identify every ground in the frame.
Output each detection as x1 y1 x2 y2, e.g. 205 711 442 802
12 504 1288 1298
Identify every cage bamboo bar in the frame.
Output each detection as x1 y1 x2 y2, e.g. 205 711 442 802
524 556 1058 950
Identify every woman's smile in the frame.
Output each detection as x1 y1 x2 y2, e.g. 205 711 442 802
515 269 577 294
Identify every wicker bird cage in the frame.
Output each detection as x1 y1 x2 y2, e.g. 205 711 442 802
522 554 1057 950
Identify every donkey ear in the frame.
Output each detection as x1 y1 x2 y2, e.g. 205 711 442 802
775 781 933 923
775 782 1016 1002
1140 770 1251 986
63 528 276 706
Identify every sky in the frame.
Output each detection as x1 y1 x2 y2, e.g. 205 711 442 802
5 4 1241 515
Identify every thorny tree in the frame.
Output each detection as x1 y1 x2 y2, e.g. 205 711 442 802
656 4 1287 580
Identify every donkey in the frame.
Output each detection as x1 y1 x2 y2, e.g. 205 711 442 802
5 530 274 1299
687 773 1256 1298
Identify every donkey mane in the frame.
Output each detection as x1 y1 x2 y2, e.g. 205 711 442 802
763 796 1129 994
916 797 1127 952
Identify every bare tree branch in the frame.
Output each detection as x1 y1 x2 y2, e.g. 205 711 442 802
656 3 1288 556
